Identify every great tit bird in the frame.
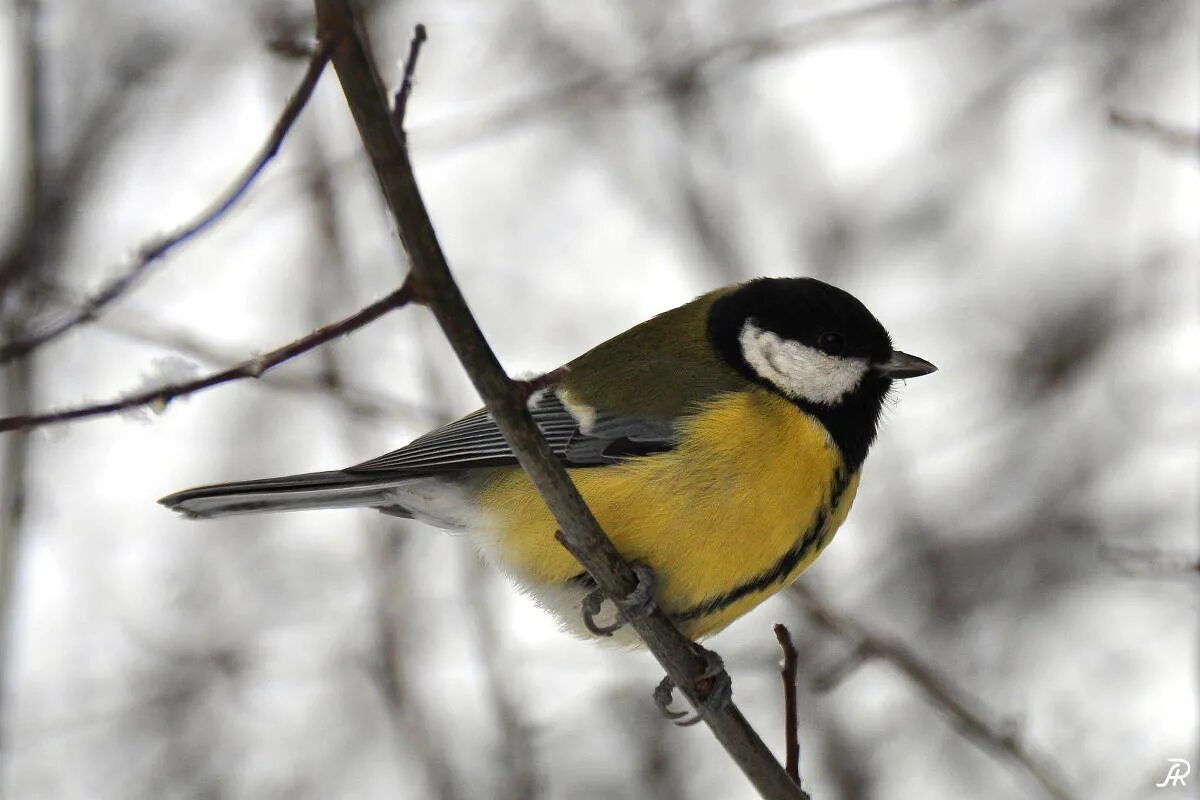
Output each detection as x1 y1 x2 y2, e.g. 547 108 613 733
161 277 935 643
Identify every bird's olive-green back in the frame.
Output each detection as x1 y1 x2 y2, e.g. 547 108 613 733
561 286 752 419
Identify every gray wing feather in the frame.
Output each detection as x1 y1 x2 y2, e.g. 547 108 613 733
346 391 674 475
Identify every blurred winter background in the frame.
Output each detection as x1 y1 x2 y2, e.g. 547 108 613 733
0 0 1196 798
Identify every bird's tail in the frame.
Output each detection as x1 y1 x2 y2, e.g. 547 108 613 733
159 470 407 520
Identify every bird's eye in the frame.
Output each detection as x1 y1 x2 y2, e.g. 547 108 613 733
817 332 846 355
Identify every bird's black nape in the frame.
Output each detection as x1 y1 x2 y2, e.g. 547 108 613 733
706 277 895 470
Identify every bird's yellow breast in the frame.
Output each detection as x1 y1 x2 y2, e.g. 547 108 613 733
476 388 860 639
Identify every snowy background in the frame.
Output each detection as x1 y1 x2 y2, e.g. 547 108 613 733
0 1 1196 798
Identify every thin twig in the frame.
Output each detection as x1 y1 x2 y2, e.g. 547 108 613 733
23 279 434 421
773 624 807 797
29 279 436 421
0 33 339 365
0 283 416 433
90 306 437 423
790 585 1077 800
391 23 427 133
313 9 803 798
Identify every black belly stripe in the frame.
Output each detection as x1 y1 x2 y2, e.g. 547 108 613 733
672 467 852 623
564 469 854 623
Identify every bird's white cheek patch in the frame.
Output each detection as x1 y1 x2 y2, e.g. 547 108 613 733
739 321 868 405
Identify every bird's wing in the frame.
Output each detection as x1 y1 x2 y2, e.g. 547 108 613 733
345 390 677 475
349 289 753 477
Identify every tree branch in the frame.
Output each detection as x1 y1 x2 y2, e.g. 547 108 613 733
790 584 1077 800
0 32 338 365
89 305 436 423
20 276 436 421
0 284 417 433
773 624 806 796
391 23 427 135
312 7 804 798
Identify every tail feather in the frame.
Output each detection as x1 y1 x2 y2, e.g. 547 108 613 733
159 470 405 519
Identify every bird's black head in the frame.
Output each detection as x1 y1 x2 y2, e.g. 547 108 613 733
707 277 935 470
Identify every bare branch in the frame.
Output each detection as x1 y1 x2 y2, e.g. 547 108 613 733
92 307 437 423
790 585 1077 800
391 23 428 133
0 32 338 365
313 8 804 798
0 283 416 433
773 624 806 796
25 279 436 422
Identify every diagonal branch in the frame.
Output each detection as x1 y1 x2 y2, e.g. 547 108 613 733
91 306 436 423
790 584 1077 800
0 283 417 433
0 33 338 365
313 7 804 799
18 278 438 422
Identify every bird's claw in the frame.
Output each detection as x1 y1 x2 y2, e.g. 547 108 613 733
653 676 690 722
652 647 732 726
581 562 657 637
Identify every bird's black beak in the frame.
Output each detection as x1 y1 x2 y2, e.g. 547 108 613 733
873 351 937 379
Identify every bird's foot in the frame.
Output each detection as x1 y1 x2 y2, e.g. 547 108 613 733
652 646 732 726
581 562 657 637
